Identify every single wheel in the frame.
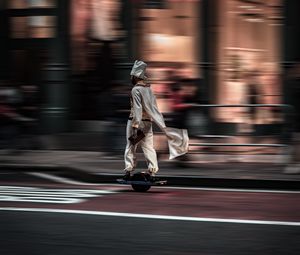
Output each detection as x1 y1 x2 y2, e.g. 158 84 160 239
131 184 151 192
131 172 151 192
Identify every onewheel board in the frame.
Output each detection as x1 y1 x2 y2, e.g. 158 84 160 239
117 172 167 192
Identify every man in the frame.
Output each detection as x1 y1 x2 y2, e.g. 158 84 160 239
123 60 189 181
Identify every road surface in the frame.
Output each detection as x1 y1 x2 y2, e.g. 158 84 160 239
0 170 299 255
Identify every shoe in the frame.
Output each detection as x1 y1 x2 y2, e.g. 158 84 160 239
148 175 159 183
122 171 131 181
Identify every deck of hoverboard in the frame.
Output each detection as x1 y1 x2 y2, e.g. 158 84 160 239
116 179 167 186
116 172 167 192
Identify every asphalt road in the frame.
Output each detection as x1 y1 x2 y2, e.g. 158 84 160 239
0 170 299 255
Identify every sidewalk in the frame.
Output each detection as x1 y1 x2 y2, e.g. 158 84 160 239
1 150 299 190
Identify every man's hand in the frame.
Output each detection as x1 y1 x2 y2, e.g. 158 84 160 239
132 127 138 139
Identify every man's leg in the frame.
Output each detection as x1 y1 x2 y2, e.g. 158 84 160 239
124 120 137 178
140 123 159 176
124 142 138 172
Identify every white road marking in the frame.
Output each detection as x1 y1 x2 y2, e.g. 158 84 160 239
0 196 82 204
0 207 299 226
28 172 99 186
0 186 117 204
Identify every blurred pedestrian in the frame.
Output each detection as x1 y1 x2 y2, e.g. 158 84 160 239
0 82 37 152
89 0 124 92
105 84 130 156
245 71 260 122
19 85 41 149
283 61 300 174
170 79 197 129
0 94 20 151
85 0 125 119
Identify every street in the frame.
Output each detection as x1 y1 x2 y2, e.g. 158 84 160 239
0 170 299 255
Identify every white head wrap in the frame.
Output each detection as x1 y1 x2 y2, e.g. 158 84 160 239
130 60 147 79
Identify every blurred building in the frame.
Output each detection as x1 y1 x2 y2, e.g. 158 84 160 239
0 0 299 134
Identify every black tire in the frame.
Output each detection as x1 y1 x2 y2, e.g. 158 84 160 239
131 184 151 192
131 172 151 192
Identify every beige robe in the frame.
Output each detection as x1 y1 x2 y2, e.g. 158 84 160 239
130 84 189 159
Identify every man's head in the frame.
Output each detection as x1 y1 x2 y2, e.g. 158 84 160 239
130 60 147 83
130 75 144 86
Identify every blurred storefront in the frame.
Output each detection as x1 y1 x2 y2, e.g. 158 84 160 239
0 0 299 134
0 0 70 133
216 0 283 127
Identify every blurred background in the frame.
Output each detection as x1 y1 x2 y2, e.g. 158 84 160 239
1 0 300 165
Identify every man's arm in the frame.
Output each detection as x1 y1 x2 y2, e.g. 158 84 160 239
131 87 143 129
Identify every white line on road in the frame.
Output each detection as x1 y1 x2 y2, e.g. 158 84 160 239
28 172 99 186
1 207 299 227
0 186 117 204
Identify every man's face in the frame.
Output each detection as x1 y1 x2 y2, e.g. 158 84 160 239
131 76 136 85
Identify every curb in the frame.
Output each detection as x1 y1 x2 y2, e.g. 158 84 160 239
1 164 300 191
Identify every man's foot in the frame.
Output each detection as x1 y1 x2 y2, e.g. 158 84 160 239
122 171 131 181
147 174 159 183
